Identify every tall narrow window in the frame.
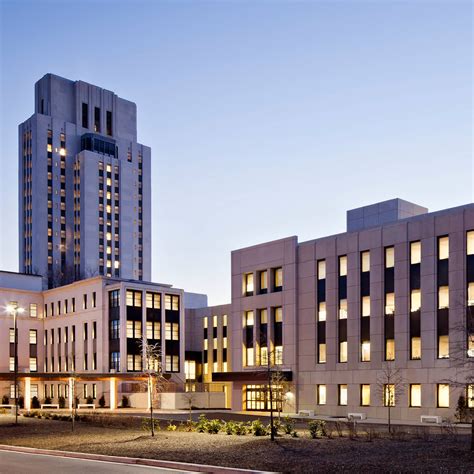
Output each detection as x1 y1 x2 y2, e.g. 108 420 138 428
259 270 268 294
338 384 348 406
410 384 421 407
383 384 395 407
317 259 326 364
106 110 113 136
94 106 101 133
82 103 88 128
244 273 254 296
437 384 450 408
274 267 283 291
317 385 326 405
360 384 370 406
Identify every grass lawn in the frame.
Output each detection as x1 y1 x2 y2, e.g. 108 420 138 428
0 415 472 473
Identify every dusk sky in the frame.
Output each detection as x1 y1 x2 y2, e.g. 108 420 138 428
0 0 472 305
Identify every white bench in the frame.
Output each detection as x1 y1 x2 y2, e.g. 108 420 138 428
420 415 442 424
41 404 59 410
298 410 314 417
348 413 366 421
0 404 16 409
77 404 95 410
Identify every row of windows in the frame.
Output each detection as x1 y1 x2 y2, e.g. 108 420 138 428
316 383 473 409
44 292 96 317
243 267 283 297
6 302 37 318
125 290 179 310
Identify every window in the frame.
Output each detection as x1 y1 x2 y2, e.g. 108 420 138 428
146 321 160 340
29 303 37 318
383 384 395 407
29 358 37 372
437 384 449 408
185 360 196 380
146 292 161 309
410 289 421 312
126 290 142 307
360 384 370 406
468 282 474 306
385 339 395 361
361 296 370 317
385 247 395 268
339 256 347 276
72 297 76 312
339 341 348 363
410 384 421 407
94 106 101 133
338 384 348 405
244 273 254 296
126 320 142 339
274 267 283 290
106 110 113 136
83 322 88 340
318 302 326 321
275 346 283 364
339 299 348 319
467 385 474 408
92 292 97 308
83 294 88 310
274 306 282 323
361 251 370 272
165 322 179 340
259 270 268 293
438 286 449 309
361 341 370 362
127 354 142 371
318 343 326 363
110 320 120 339
82 103 88 128
165 294 179 311
438 236 449 260
410 241 421 264
92 321 97 339
411 337 421 359
467 231 474 255
29 330 37 344
9 357 14 371
110 352 120 371
385 293 395 315
246 347 254 366
317 385 326 405
318 260 326 280
9 328 15 343
438 335 449 359
109 290 120 308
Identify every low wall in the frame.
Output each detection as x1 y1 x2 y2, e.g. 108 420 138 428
160 392 226 410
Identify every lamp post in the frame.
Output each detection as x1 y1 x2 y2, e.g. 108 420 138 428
6 305 24 424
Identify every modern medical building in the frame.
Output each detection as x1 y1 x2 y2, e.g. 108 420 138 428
1 74 472 421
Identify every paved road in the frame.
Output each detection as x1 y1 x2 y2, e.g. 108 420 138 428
0 450 195 474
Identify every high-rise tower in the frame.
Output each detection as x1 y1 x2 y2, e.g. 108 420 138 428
19 74 151 287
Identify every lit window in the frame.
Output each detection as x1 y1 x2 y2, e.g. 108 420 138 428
339 299 348 319
362 296 370 317
438 335 449 359
29 357 37 372
410 241 421 264
203 339 208 350
59 148 66 156
185 360 196 380
411 337 421 360
106 164 112 172
47 144 52 152
213 315 218 327
275 346 283 364
9 328 15 343
360 384 370 406
467 231 474 255
383 384 395 407
437 384 449 408
260 309 268 324
339 384 348 405
223 337 227 348
259 270 268 292
9 357 14 372
318 302 326 321
106 232 112 241
385 247 395 268
317 385 326 405
410 384 421 407
339 256 347 276
385 293 395 315
114 260 120 269
318 260 326 280
29 330 37 344
438 286 449 309
438 236 449 260
339 341 348 363
244 273 254 295
246 347 254 366
410 289 421 312
467 385 474 408
29 303 37 318
468 337 474 358
385 339 395 361
260 346 268 366
203 317 208 329
318 343 326 363
274 307 282 323
244 310 254 326
361 251 370 272
361 341 370 361
274 267 283 289
468 282 474 306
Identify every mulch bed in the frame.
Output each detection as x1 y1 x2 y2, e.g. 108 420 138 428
0 416 472 473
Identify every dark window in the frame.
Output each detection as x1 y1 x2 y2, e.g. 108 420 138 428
106 111 112 136
82 103 88 128
94 107 101 133
40 99 44 114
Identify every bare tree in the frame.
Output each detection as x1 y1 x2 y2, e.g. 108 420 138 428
67 352 78 432
376 363 404 434
140 338 168 437
182 391 198 424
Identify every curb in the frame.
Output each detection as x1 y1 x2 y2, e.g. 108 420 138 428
0 444 277 474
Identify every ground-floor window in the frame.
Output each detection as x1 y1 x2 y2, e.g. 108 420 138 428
243 384 283 411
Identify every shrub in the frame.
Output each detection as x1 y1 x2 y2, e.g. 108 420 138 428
184 420 196 432
206 418 223 434
251 419 268 436
18 396 24 409
86 396 94 405
196 414 208 433
308 420 327 439
121 396 130 408
224 420 236 435
291 430 299 438
283 415 295 435
58 396 66 409
2 395 9 404
44 396 52 405
167 422 177 431
98 395 106 408
233 421 248 436
31 396 40 409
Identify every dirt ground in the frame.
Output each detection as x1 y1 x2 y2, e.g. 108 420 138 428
0 416 472 473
